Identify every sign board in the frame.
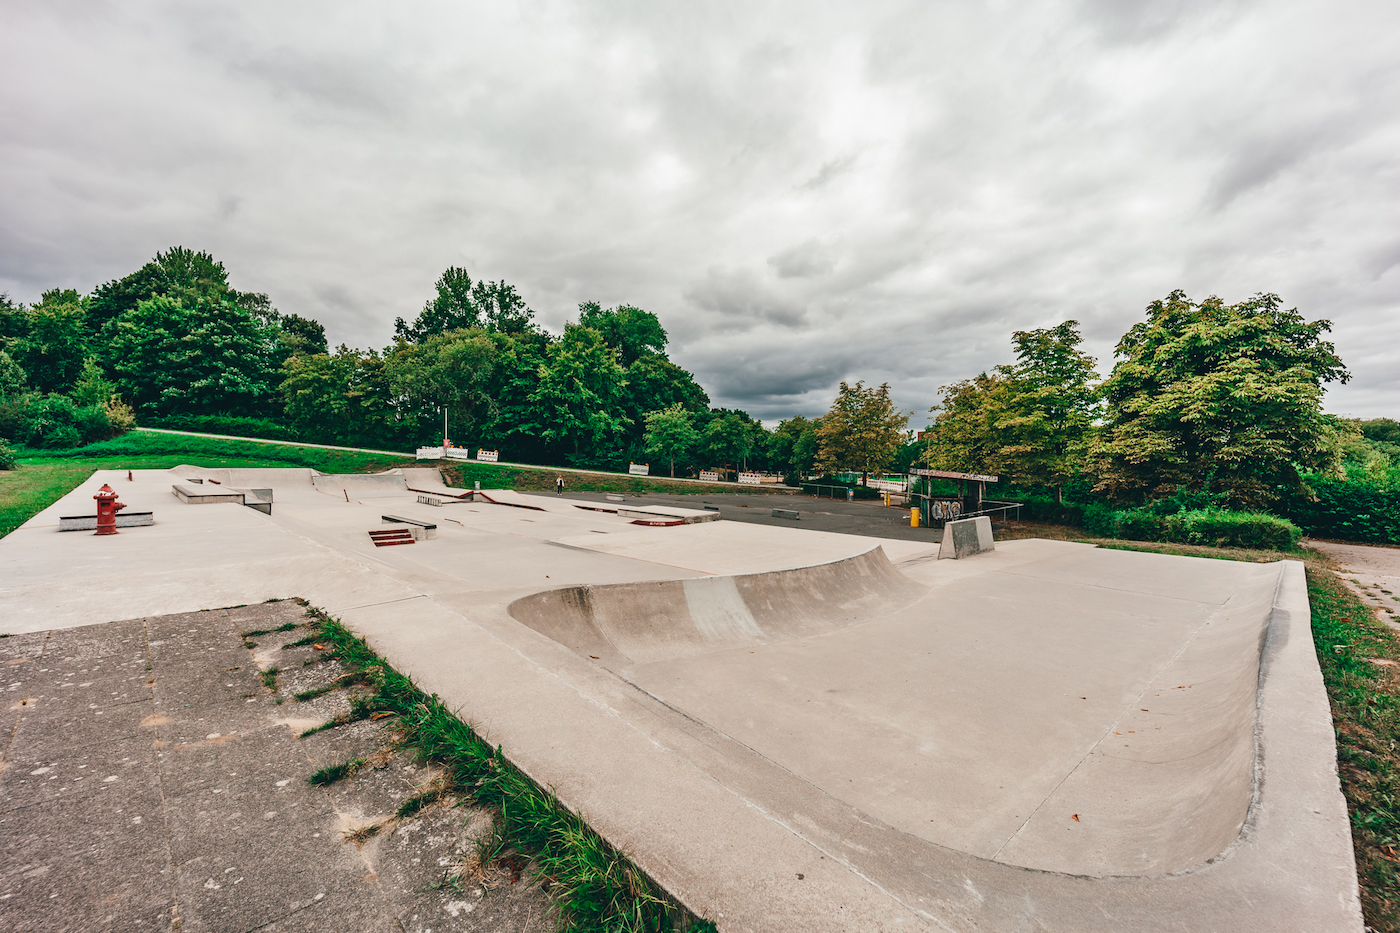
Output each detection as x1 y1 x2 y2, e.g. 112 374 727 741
476 449 499 462
738 472 762 485
699 470 721 482
909 468 998 483
629 463 650 475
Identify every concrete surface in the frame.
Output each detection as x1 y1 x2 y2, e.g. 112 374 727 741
0 601 552 932
0 465 1364 931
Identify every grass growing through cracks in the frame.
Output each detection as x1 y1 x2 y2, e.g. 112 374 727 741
303 608 714 933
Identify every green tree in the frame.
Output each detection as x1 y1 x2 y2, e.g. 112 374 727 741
995 321 1100 502
815 381 910 485
920 373 1014 475
384 328 499 444
278 313 328 356
70 357 118 407
643 404 699 476
768 415 821 480
530 324 630 456
701 411 765 472
88 246 232 329
0 350 27 398
576 302 668 365
14 293 89 393
102 295 282 415
1086 290 1348 509
621 354 709 453
0 293 26 347
281 346 399 447
395 268 535 341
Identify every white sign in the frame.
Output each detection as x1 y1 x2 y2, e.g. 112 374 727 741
738 472 762 485
477 449 499 462
416 446 444 460
444 448 473 461
699 471 721 482
629 463 650 475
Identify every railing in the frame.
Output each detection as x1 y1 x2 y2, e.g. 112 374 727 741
801 483 855 500
961 500 1023 523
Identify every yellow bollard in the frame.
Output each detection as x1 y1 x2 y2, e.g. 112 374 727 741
910 507 919 528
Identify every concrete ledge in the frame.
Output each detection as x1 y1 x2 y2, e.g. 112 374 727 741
381 514 437 540
938 515 994 558
58 512 154 531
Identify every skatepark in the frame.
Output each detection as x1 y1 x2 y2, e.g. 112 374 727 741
0 465 1364 931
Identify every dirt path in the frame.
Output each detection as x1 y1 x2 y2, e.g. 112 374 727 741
1306 540 1400 629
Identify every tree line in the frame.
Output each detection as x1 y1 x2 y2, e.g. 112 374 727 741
2 247 1390 530
0 247 836 477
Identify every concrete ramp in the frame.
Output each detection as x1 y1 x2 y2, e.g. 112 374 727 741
509 547 925 668
311 472 410 498
172 465 316 488
396 468 474 498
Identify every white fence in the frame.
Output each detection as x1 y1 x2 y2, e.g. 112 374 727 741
738 472 763 485
699 470 721 482
629 463 650 475
477 449 499 462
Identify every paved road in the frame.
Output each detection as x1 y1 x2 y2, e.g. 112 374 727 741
526 490 953 544
0 601 551 932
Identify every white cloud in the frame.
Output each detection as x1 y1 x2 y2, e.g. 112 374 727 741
0 0 1396 417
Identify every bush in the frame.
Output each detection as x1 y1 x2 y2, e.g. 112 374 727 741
1280 476 1400 545
0 439 16 470
1094 506 1301 550
10 394 113 449
1169 510 1302 550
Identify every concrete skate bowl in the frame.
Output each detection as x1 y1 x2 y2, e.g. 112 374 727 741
510 546 1287 879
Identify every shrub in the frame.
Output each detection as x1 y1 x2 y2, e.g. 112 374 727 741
1113 510 1168 541
1280 476 1400 545
0 439 16 470
1083 502 1117 537
1168 510 1302 550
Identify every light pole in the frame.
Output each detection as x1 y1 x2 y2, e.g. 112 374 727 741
441 406 449 448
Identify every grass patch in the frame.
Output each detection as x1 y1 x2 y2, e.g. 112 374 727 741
308 758 365 786
283 633 326 650
261 667 280 692
304 608 713 933
343 822 383 845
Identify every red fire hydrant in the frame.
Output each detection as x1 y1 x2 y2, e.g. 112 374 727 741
94 484 126 536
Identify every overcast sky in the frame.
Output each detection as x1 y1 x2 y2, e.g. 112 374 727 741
2 1 1397 425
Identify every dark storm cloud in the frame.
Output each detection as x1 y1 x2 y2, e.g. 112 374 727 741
1 0 1396 422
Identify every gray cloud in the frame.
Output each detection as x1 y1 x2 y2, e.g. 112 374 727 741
0 0 1396 420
